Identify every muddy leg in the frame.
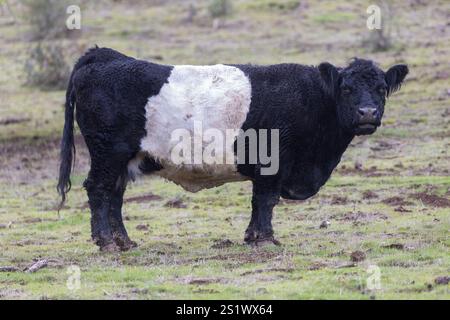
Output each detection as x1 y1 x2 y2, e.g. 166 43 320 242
84 176 117 251
84 155 130 252
244 175 281 246
244 195 259 242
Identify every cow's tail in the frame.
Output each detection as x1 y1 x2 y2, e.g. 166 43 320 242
57 74 76 211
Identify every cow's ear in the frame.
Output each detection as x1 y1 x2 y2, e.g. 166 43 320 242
318 62 340 97
385 64 408 97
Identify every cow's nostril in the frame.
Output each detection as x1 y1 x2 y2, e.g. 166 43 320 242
358 108 377 119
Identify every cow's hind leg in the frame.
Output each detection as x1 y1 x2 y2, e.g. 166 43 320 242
84 154 130 252
109 172 137 251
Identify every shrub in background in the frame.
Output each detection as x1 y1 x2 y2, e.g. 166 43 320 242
208 0 232 18
21 0 71 40
363 29 392 52
24 42 70 90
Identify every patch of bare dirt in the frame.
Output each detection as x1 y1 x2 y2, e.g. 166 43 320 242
308 262 327 271
333 211 388 223
129 288 149 295
338 164 393 177
350 251 366 262
0 135 89 183
124 193 162 203
307 260 356 270
331 195 348 205
382 260 419 268
0 222 12 229
382 196 413 207
240 267 294 276
394 206 412 213
328 250 345 257
382 243 405 250
362 190 379 199
0 266 20 272
22 217 42 224
430 129 450 138
0 117 31 125
280 198 307 205
136 224 149 231
370 140 398 151
211 239 234 249
185 251 282 265
394 162 405 169
184 277 226 285
192 288 220 294
434 276 449 285
164 197 187 208
334 262 357 269
435 70 449 80
0 288 24 299
411 193 450 208
21 217 58 224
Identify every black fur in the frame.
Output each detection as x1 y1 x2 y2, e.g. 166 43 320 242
56 71 76 210
58 48 408 250
233 59 408 243
59 47 172 250
385 64 409 96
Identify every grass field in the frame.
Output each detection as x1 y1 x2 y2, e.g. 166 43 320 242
0 0 449 299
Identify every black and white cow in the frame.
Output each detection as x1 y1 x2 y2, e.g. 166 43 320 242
58 47 408 251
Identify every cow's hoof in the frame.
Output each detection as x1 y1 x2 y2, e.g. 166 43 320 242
113 234 138 251
99 242 121 252
244 229 257 243
244 230 281 247
255 238 281 247
118 240 138 251
248 237 281 247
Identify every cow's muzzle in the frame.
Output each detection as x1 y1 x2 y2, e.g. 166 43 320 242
355 107 380 135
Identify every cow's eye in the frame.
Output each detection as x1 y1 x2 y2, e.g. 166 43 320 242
378 86 386 95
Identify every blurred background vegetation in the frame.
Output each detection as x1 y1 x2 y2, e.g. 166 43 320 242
1 0 447 139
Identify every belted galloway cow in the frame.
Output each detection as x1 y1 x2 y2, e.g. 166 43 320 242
58 47 408 251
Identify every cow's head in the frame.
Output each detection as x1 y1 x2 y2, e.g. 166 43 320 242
318 58 408 135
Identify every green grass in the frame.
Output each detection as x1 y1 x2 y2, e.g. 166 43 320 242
0 0 449 299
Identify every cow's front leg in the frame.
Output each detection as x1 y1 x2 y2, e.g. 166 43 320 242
244 177 281 246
